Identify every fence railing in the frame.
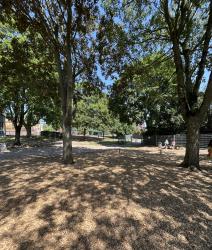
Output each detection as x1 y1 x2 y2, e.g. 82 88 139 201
143 133 212 148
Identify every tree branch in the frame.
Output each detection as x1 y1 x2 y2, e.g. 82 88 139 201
198 70 212 121
193 1 212 95
162 0 188 116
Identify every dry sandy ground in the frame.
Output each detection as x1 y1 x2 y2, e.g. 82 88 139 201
0 141 212 250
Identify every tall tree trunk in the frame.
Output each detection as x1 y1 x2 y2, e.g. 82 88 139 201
56 2 74 165
181 117 200 169
62 114 74 164
57 69 74 164
62 71 74 164
14 125 21 146
25 125 32 138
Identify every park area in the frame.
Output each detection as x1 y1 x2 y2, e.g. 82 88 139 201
1 1 212 249
0 138 211 249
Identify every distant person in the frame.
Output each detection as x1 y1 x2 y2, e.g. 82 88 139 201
164 139 169 149
208 139 212 162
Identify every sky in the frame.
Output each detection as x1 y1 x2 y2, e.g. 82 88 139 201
97 62 211 93
97 65 113 89
201 70 210 91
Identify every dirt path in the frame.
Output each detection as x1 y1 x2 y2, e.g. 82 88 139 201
0 141 212 249
0 140 125 160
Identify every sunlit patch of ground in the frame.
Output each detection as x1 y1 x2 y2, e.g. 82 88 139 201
0 140 211 249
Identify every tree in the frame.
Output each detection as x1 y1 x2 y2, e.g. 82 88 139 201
109 54 184 134
109 117 135 137
97 1 150 78
74 94 112 137
74 93 134 138
159 0 212 169
23 91 59 138
102 1 212 169
1 1 100 164
0 25 32 145
0 21 58 144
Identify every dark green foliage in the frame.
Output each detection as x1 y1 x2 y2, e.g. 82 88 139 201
0 21 59 142
109 54 185 134
74 93 134 136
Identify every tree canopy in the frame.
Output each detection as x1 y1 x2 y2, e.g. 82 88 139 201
109 54 185 134
74 93 135 137
0 21 59 143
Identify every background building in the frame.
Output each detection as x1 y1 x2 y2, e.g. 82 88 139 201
0 114 41 136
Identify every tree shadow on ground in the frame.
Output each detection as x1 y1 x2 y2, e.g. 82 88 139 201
72 135 104 142
97 139 142 148
0 147 211 249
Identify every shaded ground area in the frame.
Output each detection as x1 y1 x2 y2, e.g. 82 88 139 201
0 141 212 250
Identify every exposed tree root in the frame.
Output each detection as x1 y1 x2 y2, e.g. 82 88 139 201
13 142 21 146
179 162 188 168
179 162 201 171
63 160 75 165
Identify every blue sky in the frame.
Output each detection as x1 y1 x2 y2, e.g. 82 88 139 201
97 66 113 87
201 70 210 91
97 64 210 92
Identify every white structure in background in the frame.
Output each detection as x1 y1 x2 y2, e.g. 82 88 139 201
0 114 42 136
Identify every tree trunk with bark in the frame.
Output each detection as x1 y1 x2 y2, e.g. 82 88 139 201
14 125 21 146
57 66 74 164
62 115 74 164
55 51 74 164
25 125 32 138
61 72 74 164
52 1 76 165
181 117 200 169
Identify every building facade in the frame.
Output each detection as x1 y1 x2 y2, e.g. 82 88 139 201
0 114 41 136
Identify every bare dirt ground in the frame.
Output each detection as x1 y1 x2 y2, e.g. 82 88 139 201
0 140 212 250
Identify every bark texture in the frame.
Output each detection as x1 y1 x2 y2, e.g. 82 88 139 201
181 117 200 169
25 126 32 138
63 118 74 164
14 125 21 146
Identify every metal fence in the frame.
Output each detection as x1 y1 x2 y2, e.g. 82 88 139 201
143 133 212 148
